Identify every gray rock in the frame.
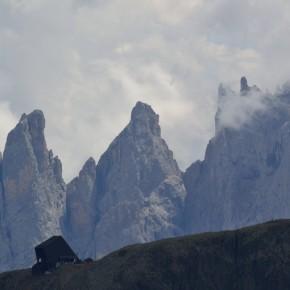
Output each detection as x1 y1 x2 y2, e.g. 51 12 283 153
0 110 66 270
0 152 13 272
64 157 96 258
240 76 250 94
240 76 260 96
65 102 186 259
184 78 290 234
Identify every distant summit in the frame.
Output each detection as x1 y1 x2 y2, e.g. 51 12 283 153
240 76 261 95
64 100 186 259
240 76 250 94
0 109 65 271
130 101 161 137
184 77 290 233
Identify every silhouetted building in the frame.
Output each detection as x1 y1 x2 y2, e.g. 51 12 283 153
32 236 80 275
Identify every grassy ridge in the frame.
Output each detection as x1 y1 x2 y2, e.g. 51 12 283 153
1 220 290 290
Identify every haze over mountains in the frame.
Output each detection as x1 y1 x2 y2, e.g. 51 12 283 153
1 77 290 271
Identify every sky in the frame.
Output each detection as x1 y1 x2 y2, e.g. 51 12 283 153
0 0 290 181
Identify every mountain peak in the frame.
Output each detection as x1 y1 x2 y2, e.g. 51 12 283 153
20 110 45 131
240 76 249 93
6 109 49 174
1 109 65 271
83 157 96 173
131 101 156 119
240 77 261 95
130 102 160 136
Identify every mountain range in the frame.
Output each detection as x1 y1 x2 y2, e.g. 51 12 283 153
1 77 290 271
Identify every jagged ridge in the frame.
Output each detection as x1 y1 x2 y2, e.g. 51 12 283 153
64 101 186 258
2 77 290 273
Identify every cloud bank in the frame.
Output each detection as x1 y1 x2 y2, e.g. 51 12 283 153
0 0 290 180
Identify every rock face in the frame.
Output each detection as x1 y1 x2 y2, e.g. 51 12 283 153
65 102 186 258
0 103 186 271
184 77 290 233
64 157 96 258
1 220 290 290
240 76 250 94
0 152 12 272
0 111 65 271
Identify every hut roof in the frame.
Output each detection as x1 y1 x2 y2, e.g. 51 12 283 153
35 236 65 250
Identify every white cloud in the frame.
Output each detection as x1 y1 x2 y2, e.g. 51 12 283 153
217 86 268 130
0 102 17 151
147 0 202 25
0 0 289 180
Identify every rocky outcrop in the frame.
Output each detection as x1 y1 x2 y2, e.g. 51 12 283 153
64 157 96 258
184 77 290 234
65 102 186 258
240 76 250 94
0 152 13 272
0 110 66 270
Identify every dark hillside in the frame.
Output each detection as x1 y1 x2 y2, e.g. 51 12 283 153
1 220 290 290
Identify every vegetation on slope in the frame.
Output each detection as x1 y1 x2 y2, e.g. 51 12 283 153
1 220 290 290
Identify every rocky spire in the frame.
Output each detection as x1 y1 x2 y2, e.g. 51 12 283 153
240 76 261 96
130 101 161 137
6 110 49 173
240 76 250 94
1 110 65 270
25 110 47 171
65 101 186 259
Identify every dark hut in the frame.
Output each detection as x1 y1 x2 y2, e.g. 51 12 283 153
32 236 80 275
